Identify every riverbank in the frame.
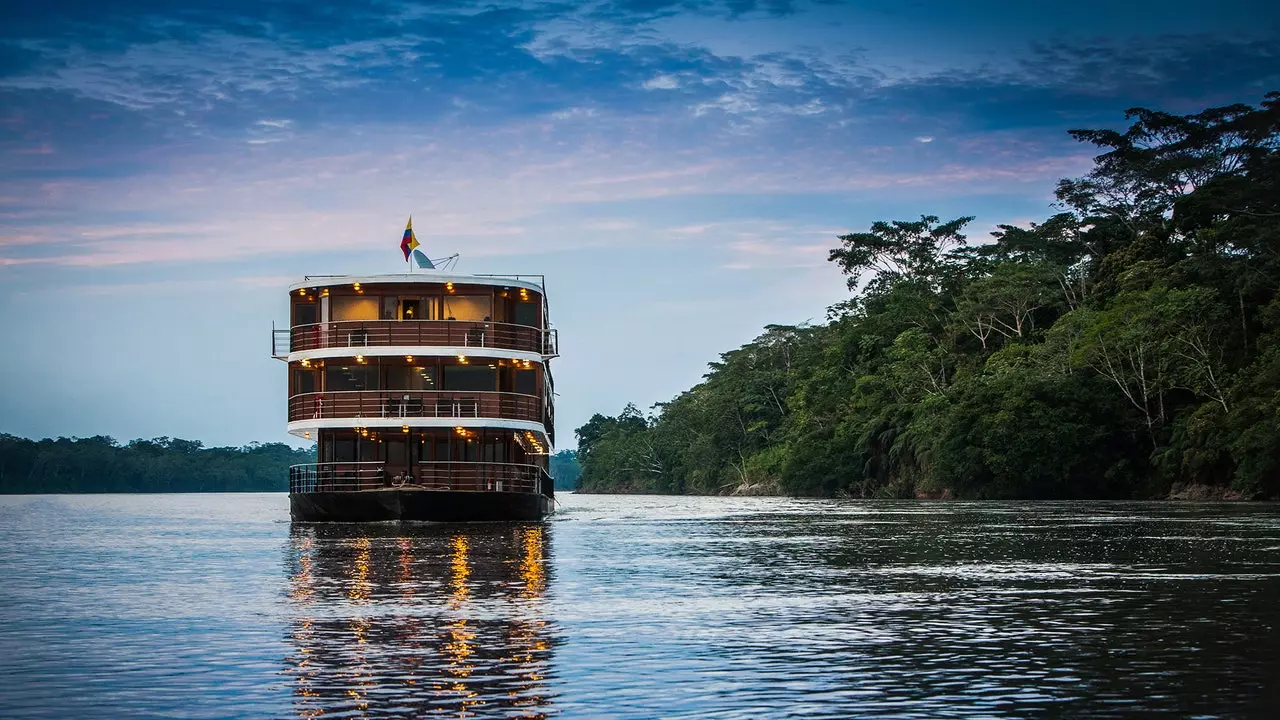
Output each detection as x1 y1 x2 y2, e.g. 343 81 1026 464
575 480 1276 501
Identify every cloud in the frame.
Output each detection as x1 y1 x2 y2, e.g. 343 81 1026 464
643 74 680 89
1 1 1277 276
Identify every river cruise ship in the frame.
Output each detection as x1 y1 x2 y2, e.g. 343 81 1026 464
273 273 558 521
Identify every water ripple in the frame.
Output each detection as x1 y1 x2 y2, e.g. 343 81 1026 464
1 494 1279 717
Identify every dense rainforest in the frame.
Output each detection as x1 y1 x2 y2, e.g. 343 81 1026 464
0 435 315 493
549 450 581 490
576 93 1280 500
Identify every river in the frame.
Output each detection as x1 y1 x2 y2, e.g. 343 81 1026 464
0 493 1277 718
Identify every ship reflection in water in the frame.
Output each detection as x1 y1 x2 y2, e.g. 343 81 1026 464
284 522 555 718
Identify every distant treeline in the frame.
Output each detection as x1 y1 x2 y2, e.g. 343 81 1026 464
0 434 315 493
577 93 1280 500
549 450 580 490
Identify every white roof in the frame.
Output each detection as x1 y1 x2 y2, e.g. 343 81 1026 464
288 272 545 294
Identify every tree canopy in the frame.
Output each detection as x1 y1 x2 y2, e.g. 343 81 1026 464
0 434 315 493
577 92 1280 500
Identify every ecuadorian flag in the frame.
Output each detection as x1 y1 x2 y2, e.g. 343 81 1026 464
400 216 420 261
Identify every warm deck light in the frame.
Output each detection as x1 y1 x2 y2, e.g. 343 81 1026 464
303 432 311 439
456 354 468 364
353 282 361 290
405 355 414 362
445 282 454 292
401 425 409 433
300 359 311 368
297 289 306 296
356 355 365 363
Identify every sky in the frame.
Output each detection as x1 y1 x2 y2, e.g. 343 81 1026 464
1 0 1278 449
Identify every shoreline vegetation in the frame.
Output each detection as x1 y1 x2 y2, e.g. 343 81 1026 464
575 93 1280 501
0 435 314 493
0 435 583 494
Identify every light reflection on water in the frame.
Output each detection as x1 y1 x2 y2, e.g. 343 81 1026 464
283 523 555 718
0 493 1278 718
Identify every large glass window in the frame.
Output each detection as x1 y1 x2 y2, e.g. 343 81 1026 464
383 438 407 466
332 436 356 462
513 300 538 327
483 433 507 462
293 301 318 326
413 432 432 462
444 295 492 322
293 369 316 395
381 296 398 320
386 365 437 391
400 297 438 320
326 365 379 391
332 296 379 321
442 366 497 391
515 369 537 396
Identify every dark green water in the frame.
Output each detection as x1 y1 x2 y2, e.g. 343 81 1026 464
1 494 1277 717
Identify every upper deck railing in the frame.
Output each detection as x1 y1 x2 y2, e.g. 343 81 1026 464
272 320 558 358
287 390 545 424
288 460 552 495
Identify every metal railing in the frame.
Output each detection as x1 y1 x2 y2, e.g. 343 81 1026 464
289 461 551 494
287 390 544 424
289 461 386 493
277 320 558 357
272 327 291 359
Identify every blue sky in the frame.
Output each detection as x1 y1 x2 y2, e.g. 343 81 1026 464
1 0 1278 448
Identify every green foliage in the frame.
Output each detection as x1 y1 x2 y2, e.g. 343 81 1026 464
549 450 581 490
578 92 1280 499
0 435 314 493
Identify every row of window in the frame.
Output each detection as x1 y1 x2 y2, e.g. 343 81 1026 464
319 429 537 465
293 363 539 395
294 293 540 326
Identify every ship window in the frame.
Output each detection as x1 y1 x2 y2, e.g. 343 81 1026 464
515 369 537 396
332 296 379 321
359 438 378 462
326 365 379 391
483 434 507 462
293 301 318 327
458 437 480 461
381 296 398 320
386 365 437 391
442 365 496 391
413 433 432 462
384 439 407 467
293 369 316 395
400 299 421 320
513 300 538 327
332 437 356 462
444 295 491 322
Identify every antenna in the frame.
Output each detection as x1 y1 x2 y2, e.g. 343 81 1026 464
433 253 460 271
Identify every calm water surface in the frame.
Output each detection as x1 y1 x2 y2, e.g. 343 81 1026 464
1 493 1278 718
